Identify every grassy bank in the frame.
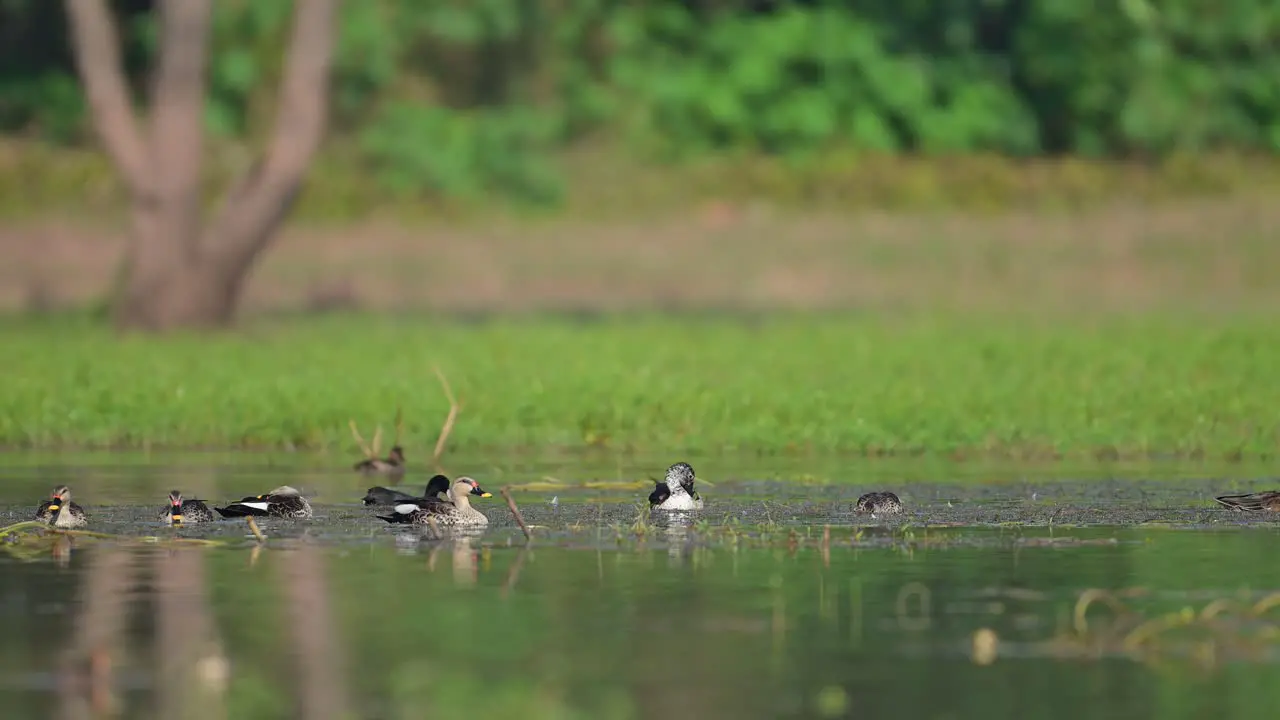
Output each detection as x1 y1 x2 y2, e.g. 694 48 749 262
3 313 1277 458
5 138 1280 223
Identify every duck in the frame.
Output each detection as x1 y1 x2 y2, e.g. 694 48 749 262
157 490 215 525
855 491 903 515
362 474 450 506
214 486 313 519
354 446 407 477
34 485 88 528
648 462 704 511
376 477 492 526
1214 491 1280 512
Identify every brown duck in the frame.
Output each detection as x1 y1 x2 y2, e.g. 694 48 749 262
353 446 407 477
1214 491 1280 512
34 485 89 528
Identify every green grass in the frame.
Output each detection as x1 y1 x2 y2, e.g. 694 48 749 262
3 312 1279 458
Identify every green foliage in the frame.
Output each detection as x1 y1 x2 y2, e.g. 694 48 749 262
2 314 1279 458
360 101 563 204
2 0 1280 205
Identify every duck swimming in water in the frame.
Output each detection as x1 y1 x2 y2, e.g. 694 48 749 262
855 491 903 516
1214 491 1280 512
362 474 450 506
353 445 407 478
648 462 704 511
376 477 492 526
157 490 214 525
214 486 313 519
34 485 88 528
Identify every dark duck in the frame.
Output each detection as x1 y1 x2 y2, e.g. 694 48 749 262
214 486 313 519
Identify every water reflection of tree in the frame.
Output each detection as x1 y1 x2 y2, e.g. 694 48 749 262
52 540 353 720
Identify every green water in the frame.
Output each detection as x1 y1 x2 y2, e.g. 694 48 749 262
3 455 1280 719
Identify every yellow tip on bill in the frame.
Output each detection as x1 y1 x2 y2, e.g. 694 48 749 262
480 492 493 498
47 504 60 511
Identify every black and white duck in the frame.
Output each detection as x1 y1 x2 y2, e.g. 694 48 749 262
855 491 903 516
157 490 215 525
34 485 88 528
214 486 313 519
648 462 704 511
376 477 492 526
362 474 450 506
353 445 407 478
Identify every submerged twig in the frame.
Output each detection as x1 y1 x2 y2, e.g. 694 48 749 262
1073 589 1132 635
424 515 442 540
3 520 226 550
500 487 533 542
0 520 47 535
246 517 267 544
431 364 460 469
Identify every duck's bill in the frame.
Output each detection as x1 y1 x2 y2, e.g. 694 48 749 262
471 487 492 498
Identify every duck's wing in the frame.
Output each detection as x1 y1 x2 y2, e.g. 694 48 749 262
376 502 427 524
34 499 56 519
648 483 671 507
362 486 418 505
214 497 274 517
1214 491 1280 511
415 497 461 515
183 499 215 520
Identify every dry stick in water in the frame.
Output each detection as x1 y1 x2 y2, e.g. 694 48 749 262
500 487 533 542
245 517 267 543
431 364 460 469
424 515 442 540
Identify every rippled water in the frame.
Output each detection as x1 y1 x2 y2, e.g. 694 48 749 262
2 454 1279 719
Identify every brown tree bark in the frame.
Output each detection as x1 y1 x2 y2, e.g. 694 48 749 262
64 0 338 331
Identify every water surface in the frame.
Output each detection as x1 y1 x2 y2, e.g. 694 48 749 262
2 454 1279 719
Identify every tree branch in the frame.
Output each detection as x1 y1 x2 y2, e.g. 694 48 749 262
204 0 338 265
63 0 148 196
150 0 213 245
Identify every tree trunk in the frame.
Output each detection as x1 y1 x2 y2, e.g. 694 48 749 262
111 243 244 331
64 0 337 332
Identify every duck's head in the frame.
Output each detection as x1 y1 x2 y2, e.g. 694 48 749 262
389 446 406 462
168 490 185 523
46 485 71 512
425 474 451 497
665 462 695 492
452 477 492 499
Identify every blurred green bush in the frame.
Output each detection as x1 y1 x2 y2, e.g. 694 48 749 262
1 0 1278 206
